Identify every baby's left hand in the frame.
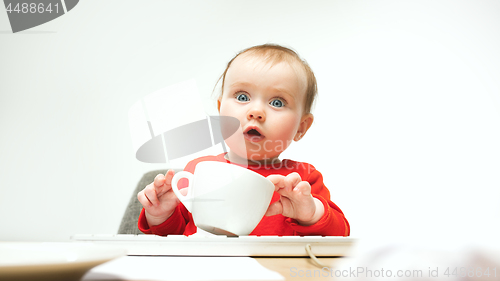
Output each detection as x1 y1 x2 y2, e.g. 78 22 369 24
265 173 325 226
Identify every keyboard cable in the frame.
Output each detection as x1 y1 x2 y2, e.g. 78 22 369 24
305 244 328 268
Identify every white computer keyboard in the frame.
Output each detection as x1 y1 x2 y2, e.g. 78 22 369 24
71 234 355 257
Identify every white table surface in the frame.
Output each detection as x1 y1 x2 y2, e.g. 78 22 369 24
82 255 345 281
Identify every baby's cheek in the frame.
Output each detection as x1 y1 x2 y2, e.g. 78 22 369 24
275 122 299 142
225 126 248 156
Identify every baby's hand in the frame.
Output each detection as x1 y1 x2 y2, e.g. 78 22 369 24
265 173 324 226
137 170 185 226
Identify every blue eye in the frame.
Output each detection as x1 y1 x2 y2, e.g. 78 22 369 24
270 99 284 108
236 93 249 102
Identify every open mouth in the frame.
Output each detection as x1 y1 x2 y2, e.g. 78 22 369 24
246 129 261 136
243 127 265 142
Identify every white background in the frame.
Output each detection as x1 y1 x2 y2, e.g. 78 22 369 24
1 0 499 247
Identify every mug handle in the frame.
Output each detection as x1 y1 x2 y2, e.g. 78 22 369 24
171 171 194 212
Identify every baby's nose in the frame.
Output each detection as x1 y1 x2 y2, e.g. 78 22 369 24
248 108 265 121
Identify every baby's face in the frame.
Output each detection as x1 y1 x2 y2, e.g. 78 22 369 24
218 54 313 163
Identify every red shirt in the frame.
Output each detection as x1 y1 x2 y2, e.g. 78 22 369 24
138 153 350 236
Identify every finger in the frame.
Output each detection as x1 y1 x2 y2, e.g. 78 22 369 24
157 171 178 196
158 188 181 206
144 185 159 206
137 190 152 208
276 182 309 201
153 174 166 188
275 173 300 197
164 170 175 187
293 181 311 196
265 201 283 217
156 170 176 196
267 175 285 191
284 172 302 191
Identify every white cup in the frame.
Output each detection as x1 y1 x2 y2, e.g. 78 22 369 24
171 161 274 236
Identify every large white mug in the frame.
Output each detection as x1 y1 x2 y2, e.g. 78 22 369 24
171 161 274 236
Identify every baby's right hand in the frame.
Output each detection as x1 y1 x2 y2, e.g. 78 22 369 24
137 170 184 226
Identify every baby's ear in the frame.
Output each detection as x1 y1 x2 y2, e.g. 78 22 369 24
294 113 314 141
217 99 221 112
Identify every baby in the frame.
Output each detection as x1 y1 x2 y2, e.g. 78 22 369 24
137 44 350 236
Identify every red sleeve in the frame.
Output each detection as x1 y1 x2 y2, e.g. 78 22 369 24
286 165 350 236
138 206 187 235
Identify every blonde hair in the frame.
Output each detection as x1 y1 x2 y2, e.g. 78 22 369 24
216 44 317 114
